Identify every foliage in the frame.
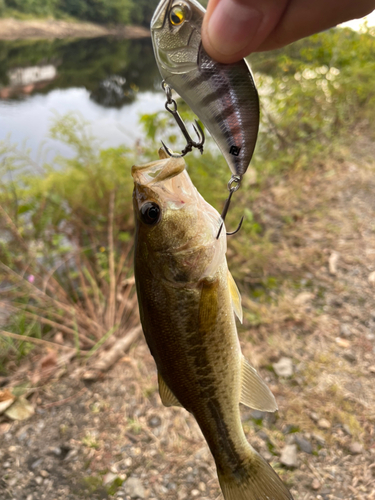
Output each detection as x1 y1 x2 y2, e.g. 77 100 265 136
0 114 139 372
2 0 152 25
5 0 59 17
1 25 375 372
248 26 375 171
0 37 160 105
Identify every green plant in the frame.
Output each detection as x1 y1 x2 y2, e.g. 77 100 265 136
0 114 139 372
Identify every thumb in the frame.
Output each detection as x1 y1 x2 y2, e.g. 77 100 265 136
202 0 287 63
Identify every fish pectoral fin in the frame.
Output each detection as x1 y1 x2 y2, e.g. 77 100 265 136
240 357 278 412
158 372 182 408
228 271 243 323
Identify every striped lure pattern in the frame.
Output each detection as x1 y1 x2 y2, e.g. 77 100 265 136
151 0 259 177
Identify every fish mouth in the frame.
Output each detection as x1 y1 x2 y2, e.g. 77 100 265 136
131 156 186 186
151 0 173 30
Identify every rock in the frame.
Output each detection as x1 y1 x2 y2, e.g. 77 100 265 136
310 412 319 422
294 434 313 454
342 424 352 435
369 366 375 374
280 444 298 468
5 397 35 421
103 472 118 486
349 442 363 454
35 477 43 486
336 337 350 348
273 357 293 377
329 251 340 274
125 477 145 499
311 478 321 490
343 351 356 363
318 418 331 430
191 490 200 497
148 416 161 428
250 410 266 421
368 271 375 285
340 324 352 338
312 433 326 446
40 470 49 478
294 292 314 306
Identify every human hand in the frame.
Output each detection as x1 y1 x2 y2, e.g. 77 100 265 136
201 0 375 63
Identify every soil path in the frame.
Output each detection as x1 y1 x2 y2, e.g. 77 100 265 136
0 19 150 40
0 136 375 499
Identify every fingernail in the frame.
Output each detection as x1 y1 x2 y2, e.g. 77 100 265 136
206 0 263 56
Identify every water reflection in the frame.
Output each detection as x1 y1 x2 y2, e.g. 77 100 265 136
0 37 161 106
0 37 164 157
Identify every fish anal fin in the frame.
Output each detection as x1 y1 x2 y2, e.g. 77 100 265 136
240 357 277 412
218 450 294 500
228 271 243 323
158 372 182 408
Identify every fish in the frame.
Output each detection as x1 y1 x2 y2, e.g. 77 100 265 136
132 151 294 500
151 0 260 178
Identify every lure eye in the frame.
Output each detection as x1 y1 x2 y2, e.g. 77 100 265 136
140 202 161 225
170 6 186 26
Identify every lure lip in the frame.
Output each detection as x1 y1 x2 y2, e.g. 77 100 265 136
151 0 173 30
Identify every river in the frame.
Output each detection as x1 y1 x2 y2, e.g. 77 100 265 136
0 37 165 159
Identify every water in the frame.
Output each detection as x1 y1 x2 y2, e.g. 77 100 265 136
0 37 165 159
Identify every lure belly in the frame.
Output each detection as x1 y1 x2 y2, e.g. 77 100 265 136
151 0 259 178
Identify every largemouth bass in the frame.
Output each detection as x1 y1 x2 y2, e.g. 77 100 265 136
132 152 294 500
151 0 259 178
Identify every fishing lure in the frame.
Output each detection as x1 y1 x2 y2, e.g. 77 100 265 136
151 0 260 232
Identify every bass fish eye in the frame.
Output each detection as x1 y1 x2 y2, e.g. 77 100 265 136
170 6 186 26
140 202 161 225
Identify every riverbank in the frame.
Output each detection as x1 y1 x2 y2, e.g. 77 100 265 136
0 18 150 40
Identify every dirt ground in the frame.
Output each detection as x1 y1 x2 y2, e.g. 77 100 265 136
1 133 375 500
0 19 150 40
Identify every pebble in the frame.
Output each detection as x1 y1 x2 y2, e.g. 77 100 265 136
369 366 375 374
368 271 375 285
280 444 298 468
148 416 161 428
294 292 314 306
349 442 363 454
273 357 293 377
294 434 313 454
312 433 326 446
310 412 319 422
198 482 206 492
343 351 356 363
35 477 43 485
125 477 145 499
191 490 200 497
40 470 49 478
340 324 352 338
103 472 118 486
342 424 352 436
26 495 33 500
318 418 331 430
329 251 340 274
311 478 321 490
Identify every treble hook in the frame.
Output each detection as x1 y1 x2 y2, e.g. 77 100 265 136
216 176 244 239
161 81 205 158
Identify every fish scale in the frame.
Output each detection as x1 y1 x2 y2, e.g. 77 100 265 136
151 0 259 177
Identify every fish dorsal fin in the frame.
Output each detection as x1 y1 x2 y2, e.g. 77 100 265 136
228 271 243 323
158 372 182 408
240 357 278 412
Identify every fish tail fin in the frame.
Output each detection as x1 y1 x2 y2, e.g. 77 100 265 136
218 450 294 500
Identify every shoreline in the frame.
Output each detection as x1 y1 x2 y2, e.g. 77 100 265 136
0 18 150 40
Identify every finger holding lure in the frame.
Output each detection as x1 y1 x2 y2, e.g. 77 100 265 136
151 0 260 234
